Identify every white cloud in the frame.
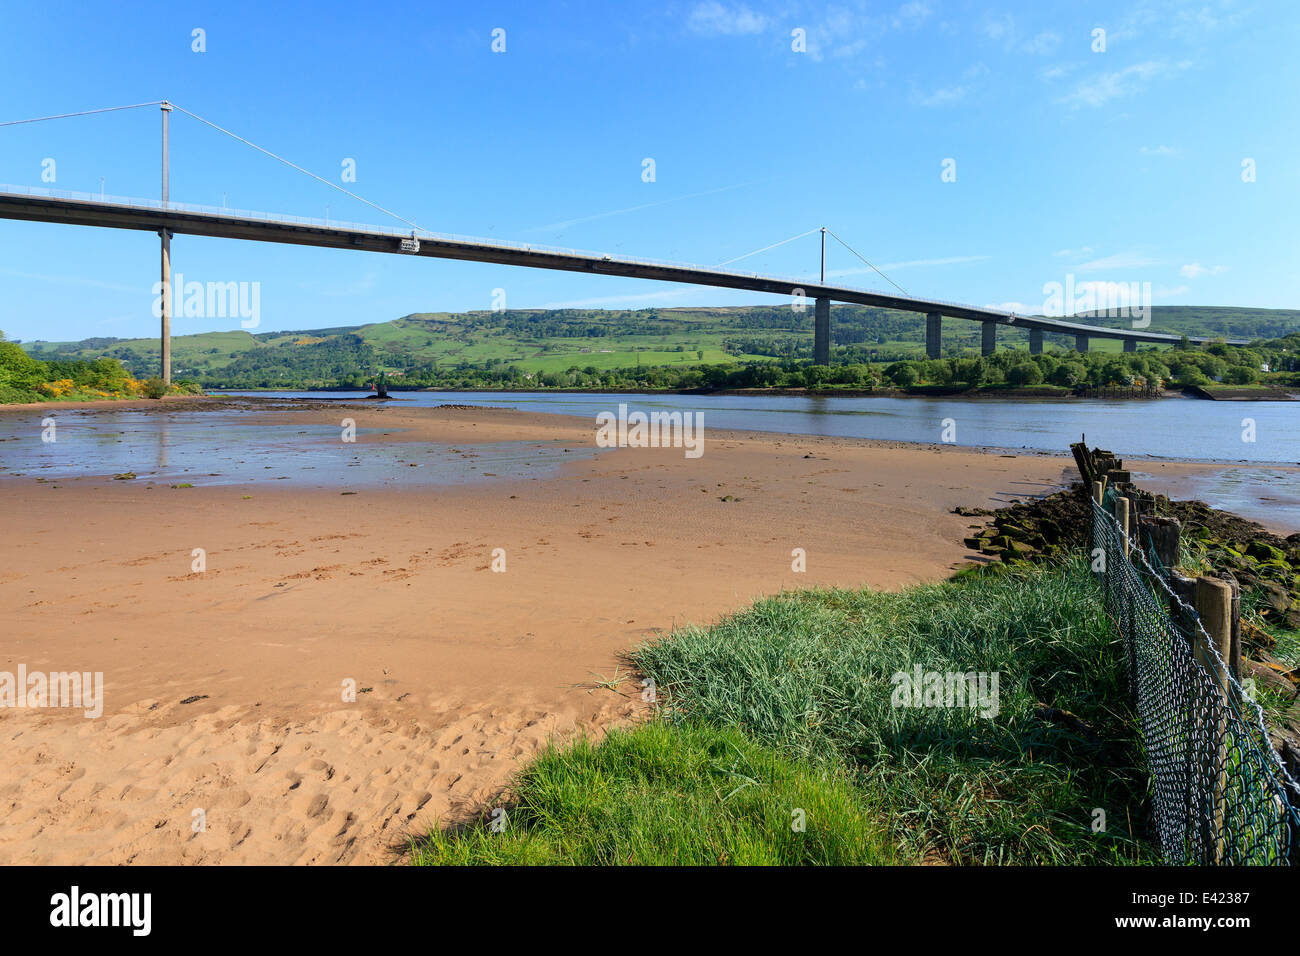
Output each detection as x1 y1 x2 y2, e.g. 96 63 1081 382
1023 31 1061 55
1058 60 1176 108
1139 145 1179 156
914 85 966 107
1179 262 1226 279
982 14 1014 41
892 1 932 28
687 2 767 37
1054 246 1096 258
1075 251 1163 272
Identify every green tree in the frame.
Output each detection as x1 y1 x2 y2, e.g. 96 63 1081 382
1007 363 1044 386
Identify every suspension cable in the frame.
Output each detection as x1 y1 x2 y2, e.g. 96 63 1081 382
823 227 908 296
716 227 822 267
167 103 424 234
0 101 163 127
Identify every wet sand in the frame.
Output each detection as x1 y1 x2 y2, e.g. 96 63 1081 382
0 399 1263 864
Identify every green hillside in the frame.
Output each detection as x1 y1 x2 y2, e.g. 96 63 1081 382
18 305 1300 390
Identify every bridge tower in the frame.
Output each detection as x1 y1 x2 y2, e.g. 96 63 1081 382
813 227 830 364
1029 328 1043 354
1123 338 1137 353
159 101 172 385
1075 334 1089 353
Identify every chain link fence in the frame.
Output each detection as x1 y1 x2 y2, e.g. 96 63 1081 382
1091 497 1300 864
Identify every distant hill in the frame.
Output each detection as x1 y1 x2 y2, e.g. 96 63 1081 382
19 305 1300 389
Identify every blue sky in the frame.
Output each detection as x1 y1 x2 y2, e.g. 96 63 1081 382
1 0 1296 342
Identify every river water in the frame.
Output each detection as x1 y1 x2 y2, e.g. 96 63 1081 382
1 390 1295 527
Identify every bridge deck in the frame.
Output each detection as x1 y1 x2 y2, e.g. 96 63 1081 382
0 187 1247 347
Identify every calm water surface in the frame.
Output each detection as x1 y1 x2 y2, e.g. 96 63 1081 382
1 390 1295 527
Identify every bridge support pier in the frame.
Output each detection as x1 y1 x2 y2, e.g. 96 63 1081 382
159 101 172 385
1123 338 1137 353
814 297 830 365
1075 334 1089 353
1029 328 1043 355
981 320 997 357
925 312 941 359
160 230 171 384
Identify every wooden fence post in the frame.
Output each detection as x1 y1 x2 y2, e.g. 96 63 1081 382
1144 516 1182 571
1091 480 1104 506
1195 576 1235 864
1117 497 1132 559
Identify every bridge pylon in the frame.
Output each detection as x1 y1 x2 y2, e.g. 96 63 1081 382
159 101 173 385
925 312 942 359
981 320 996 356
814 297 830 365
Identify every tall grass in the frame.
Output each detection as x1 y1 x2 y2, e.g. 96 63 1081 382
632 558 1150 864
415 558 1152 865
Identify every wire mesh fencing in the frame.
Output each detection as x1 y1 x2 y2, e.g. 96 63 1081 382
1091 497 1299 864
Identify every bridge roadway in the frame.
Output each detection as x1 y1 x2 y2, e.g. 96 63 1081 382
0 189 1249 357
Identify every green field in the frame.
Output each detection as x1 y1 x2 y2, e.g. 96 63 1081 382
17 304 1300 391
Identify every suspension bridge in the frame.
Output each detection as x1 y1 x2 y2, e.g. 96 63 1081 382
0 101 1246 383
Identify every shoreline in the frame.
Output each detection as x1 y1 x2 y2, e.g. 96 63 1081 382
2 400 1296 865
0 403 1080 864
4 391 1298 470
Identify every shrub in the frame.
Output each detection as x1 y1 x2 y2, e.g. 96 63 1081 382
1007 363 1044 386
142 376 168 399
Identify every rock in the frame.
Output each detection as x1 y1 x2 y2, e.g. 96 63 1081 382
1260 581 1291 615
1246 541 1286 563
1001 540 1036 560
1246 659 1297 696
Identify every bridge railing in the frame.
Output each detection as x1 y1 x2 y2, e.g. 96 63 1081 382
0 182 952 304
0 183 1232 340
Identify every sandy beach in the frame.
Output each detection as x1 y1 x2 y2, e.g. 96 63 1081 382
0 399 1267 864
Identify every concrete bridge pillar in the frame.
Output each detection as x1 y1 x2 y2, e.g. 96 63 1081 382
925 312 942 359
981 320 997 356
1075 334 1089 353
1029 328 1043 354
1123 338 1137 353
814 296 830 365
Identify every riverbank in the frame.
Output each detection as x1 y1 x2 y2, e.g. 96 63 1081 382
1 401 1079 864
205 383 1300 401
